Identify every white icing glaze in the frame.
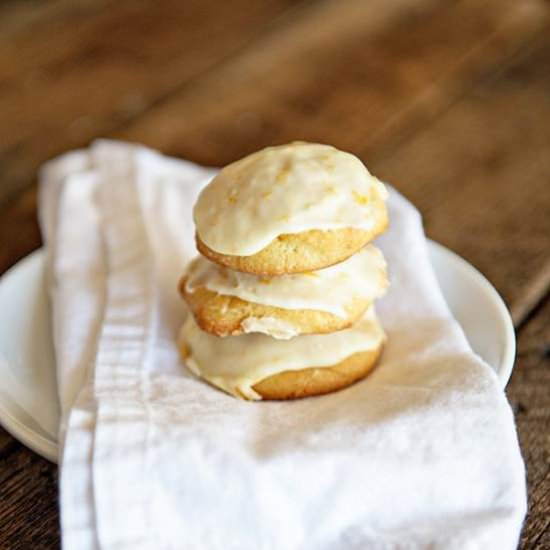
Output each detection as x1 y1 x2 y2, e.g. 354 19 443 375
185 245 388 319
179 308 385 400
240 317 299 340
194 142 388 255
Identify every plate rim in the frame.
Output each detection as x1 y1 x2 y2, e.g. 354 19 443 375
0 396 58 462
0 249 58 462
427 239 516 385
0 243 517 463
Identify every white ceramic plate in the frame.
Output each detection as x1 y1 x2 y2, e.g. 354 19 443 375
0 243 516 463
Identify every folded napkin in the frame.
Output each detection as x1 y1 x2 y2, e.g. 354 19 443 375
40 140 526 550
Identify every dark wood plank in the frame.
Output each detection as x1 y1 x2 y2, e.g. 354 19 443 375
0 426 18 456
117 0 547 165
533 530 550 550
0 0 306 203
114 0 549 321
374 31 550 323
2 0 543 278
2 0 546 207
508 294 550 550
0 187 39 276
1 1 547 314
0 447 59 549
0 0 107 36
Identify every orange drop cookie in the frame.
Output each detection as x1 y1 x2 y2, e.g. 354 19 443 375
181 281 373 339
179 245 388 338
196 208 387 276
193 142 389 275
178 308 385 400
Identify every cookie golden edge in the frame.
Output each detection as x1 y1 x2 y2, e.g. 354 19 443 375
178 338 384 400
253 343 384 400
196 202 388 276
179 276 373 337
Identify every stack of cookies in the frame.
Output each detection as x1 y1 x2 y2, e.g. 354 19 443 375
178 142 389 400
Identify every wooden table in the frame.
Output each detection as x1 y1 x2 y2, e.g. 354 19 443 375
1 1 549 547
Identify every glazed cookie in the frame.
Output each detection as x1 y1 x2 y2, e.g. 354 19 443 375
253 347 383 400
178 307 385 400
180 245 388 338
194 142 388 275
196 213 387 276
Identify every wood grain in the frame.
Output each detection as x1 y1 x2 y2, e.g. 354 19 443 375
0 0 111 37
0 0 306 203
508 295 550 549
113 0 549 319
117 0 547 164
374 31 550 323
0 443 59 549
0 188 39 275
0 427 18 456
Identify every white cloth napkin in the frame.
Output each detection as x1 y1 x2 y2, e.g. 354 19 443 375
39 140 526 550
